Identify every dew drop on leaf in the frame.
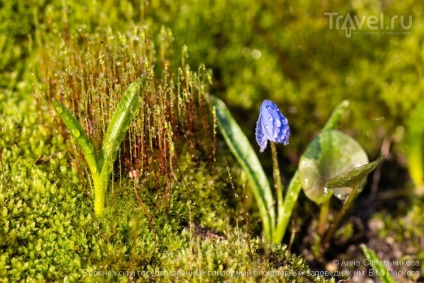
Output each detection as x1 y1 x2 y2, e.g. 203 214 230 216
85 144 94 153
72 129 81 138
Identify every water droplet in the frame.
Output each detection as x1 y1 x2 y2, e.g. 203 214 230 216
103 141 111 150
86 144 94 153
333 187 352 200
234 193 239 198
72 129 81 138
56 106 63 114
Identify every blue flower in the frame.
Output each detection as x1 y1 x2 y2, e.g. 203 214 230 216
255 100 290 152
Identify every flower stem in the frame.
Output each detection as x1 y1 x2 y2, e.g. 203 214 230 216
317 200 330 237
270 142 284 226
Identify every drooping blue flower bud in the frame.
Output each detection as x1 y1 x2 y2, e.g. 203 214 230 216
255 100 290 152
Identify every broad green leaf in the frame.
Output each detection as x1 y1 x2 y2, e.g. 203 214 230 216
210 96 274 239
324 156 385 190
99 74 147 175
299 130 368 204
361 244 395 283
53 99 99 177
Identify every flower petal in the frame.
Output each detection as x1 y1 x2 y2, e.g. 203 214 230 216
255 115 268 152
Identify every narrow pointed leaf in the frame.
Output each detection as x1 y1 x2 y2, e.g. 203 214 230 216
210 96 274 239
99 74 147 174
53 99 99 177
324 155 385 190
322 156 385 245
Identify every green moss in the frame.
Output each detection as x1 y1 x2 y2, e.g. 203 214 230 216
0 90 98 281
372 199 424 274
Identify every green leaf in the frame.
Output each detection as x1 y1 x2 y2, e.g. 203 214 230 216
53 99 99 177
324 156 385 190
210 96 274 240
407 98 424 187
322 100 349 131
322 156 385 246
299 130 369 204
361 244 395 283
99 74 147 175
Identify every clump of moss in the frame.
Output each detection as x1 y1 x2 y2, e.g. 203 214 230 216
75 175 332 283
0 91 101 281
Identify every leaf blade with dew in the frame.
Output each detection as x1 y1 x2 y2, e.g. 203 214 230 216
52 99 99 177
322 156 385 246
324 155 385 190
99 74 147 175
210 96 274 240
360 244 395 283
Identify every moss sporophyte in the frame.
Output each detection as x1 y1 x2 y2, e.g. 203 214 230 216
53 74 147 217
